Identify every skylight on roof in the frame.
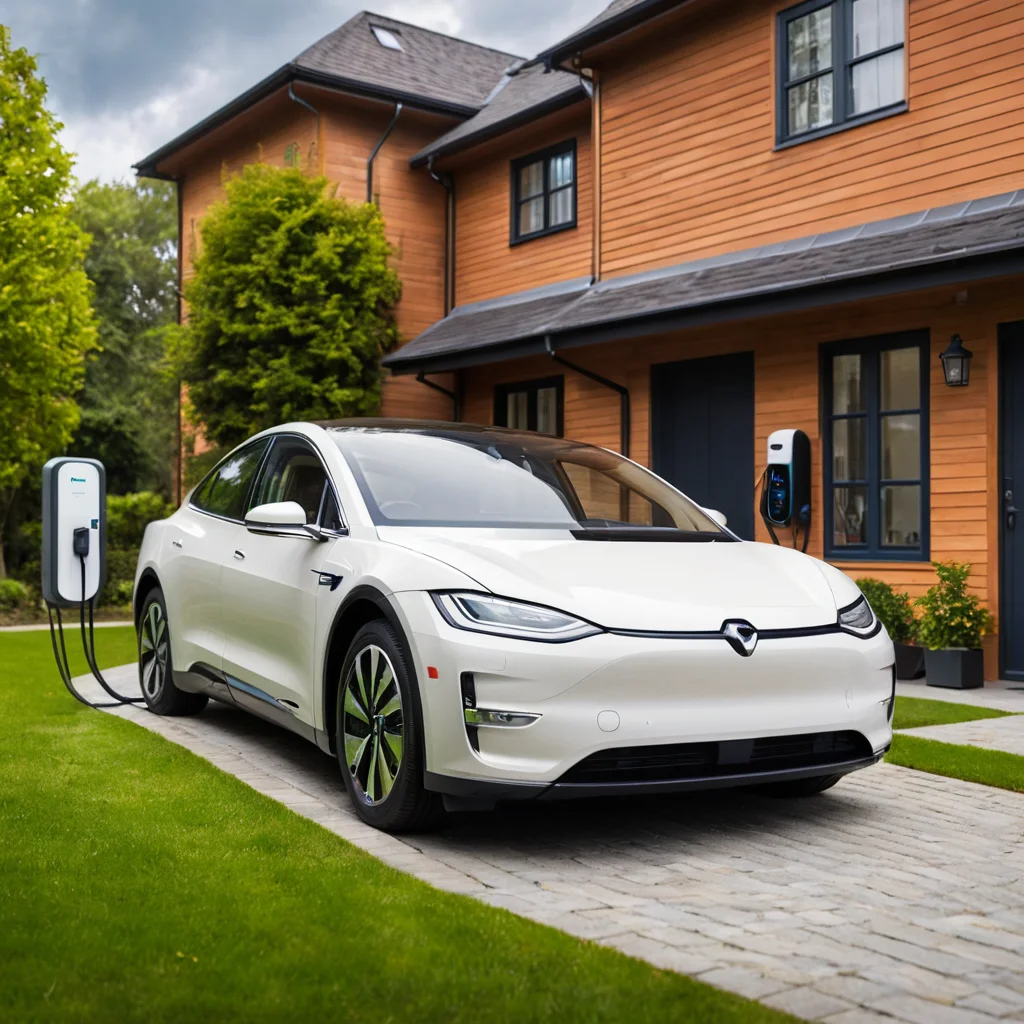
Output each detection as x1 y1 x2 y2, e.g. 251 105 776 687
371 26 403 51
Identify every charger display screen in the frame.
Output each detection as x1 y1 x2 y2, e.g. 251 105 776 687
767 466 790 524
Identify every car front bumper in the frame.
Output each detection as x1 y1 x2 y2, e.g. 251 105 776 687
392 591 896 799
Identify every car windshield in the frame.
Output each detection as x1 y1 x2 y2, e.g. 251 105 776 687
329 426 730 540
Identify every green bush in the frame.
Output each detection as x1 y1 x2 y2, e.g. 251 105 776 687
106 493 175 549
856 577 917 644
174 164 401 448
99 547 140 609
916 561 991 651
0 578 29 613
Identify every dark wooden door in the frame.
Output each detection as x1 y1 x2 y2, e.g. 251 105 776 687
651 352 756 540
1000 323 1024 679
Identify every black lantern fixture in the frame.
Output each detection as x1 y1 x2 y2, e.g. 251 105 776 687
940 334 973 387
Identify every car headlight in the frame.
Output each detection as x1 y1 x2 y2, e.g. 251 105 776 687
839 596 880 638
432 592 602 643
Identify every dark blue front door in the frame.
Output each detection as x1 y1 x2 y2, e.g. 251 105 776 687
1000 323 1024 679
651 352 756 540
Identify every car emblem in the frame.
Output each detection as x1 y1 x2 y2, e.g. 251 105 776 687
722 621 758 657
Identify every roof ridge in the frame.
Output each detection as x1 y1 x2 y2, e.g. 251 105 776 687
356 10 524 61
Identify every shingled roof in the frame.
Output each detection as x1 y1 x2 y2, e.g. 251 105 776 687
410 63 588 167
135 12 520 177
385 191 1024 374
534 0 690 68
295 12 519 112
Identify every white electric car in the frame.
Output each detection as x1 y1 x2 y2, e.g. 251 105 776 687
134 420 895 832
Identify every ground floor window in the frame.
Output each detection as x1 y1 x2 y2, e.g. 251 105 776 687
494 377 563 435
823 330 929 560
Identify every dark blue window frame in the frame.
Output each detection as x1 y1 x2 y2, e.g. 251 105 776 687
776 0 908 148
822 331 930 562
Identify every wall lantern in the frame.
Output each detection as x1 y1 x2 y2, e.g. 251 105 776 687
940 334 973 387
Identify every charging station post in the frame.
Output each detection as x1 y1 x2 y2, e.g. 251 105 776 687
41 458 142 709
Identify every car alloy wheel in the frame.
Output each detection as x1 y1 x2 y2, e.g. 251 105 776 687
342 644 404 806
140 601 169 701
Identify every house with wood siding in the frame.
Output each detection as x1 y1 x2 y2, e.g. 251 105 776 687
136 0 1024 682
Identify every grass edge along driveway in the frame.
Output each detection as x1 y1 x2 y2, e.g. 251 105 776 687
889 696 1024 794
0 627 795 1024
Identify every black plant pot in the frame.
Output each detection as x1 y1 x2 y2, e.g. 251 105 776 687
894 642 926 681
925 648 985 690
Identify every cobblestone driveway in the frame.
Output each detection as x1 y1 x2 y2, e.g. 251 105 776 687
86 666 1024 1023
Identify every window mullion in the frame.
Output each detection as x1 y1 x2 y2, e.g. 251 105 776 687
836 0 850 123
867 348 882 555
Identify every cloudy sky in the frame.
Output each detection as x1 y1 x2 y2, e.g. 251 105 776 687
2 0 609 184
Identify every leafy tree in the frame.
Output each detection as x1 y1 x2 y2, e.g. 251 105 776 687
175 164 401 448
0 27 96 578
72 180 179 496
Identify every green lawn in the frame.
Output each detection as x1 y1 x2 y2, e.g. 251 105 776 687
893 696 1014 731
887 734 1024 794
0 628 792 1024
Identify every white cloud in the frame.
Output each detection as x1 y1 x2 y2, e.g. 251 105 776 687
2 0 610 183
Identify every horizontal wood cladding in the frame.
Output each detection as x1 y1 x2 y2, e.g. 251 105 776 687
452 109 593 307
460 278 1024 673
176 87 452 420
597 0 1024 277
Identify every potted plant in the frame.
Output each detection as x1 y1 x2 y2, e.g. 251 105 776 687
856 578 924 680
915 561 992 690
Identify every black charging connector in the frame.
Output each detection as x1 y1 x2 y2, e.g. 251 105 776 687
73 527 90 558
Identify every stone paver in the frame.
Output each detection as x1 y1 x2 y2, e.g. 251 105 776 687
899 716 1024 758
80 664 1024 1023
897 680 1024 714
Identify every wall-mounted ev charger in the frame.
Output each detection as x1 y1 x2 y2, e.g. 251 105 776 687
41 458 142 709
42 458 106 607
759 429 812 553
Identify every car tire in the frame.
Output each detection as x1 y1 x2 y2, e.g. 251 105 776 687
336 619 443 833
756 773 843 798
138 587 208 717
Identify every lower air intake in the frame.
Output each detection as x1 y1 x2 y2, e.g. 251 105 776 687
559 731 872 785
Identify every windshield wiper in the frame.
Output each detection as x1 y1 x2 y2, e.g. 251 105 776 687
570 528 731 543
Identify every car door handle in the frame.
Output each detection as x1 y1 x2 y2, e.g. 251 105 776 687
172 540 183 550
234 550 246 561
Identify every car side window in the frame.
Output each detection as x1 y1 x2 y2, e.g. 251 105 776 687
250 439 331 526
321 487 344 532
192 441 269 522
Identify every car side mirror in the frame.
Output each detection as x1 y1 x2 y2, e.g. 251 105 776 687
245 502 326 542
703 508 729 529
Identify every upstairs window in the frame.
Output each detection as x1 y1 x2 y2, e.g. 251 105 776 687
777 0 906 145
511 141 576 244
823 332 929 561
495 377 564 435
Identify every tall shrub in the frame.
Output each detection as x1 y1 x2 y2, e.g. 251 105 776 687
175 164 402 448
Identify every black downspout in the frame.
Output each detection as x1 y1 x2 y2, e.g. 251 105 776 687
417 371 460 421
288 83 320 170
367 103 403 205
428 156 455 315
545 336 629 458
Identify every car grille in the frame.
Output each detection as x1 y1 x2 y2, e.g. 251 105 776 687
559 731 872 785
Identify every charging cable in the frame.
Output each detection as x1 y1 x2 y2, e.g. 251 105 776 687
45 528 143 709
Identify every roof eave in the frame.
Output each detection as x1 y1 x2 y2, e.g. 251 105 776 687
532 0 688 69
134 63 481 180
384 247 1024 375
409 85 589 168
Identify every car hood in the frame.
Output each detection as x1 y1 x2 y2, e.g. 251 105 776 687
379 528 840 631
